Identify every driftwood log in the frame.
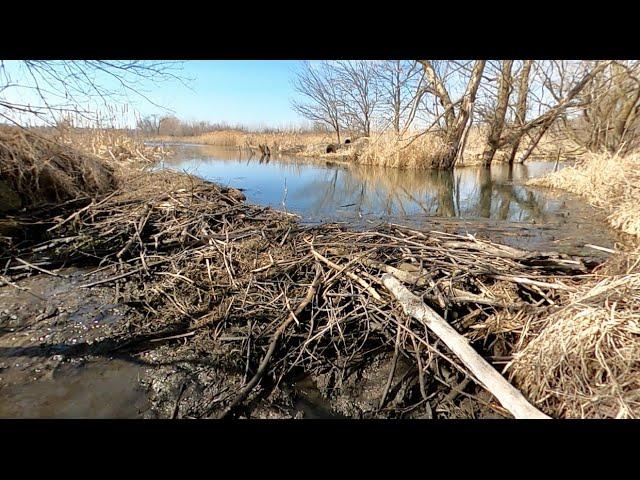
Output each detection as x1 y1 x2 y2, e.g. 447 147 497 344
381 273 550 419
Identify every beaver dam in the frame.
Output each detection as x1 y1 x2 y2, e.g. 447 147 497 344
1 130 638 419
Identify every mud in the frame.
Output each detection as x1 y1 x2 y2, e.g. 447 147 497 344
0 267 148 418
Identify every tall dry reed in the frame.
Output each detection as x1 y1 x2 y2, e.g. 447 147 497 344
529 152 640 236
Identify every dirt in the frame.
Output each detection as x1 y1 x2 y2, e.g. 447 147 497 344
0 267 337 419
0 266 504 418
0 267 149 418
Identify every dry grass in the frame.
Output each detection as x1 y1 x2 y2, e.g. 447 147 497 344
0 126 117 208
148 130 335 154
529 152 640 236
147 125 582 169
507 250 640 418
57 129 166 166
356 132 448 169
0 126 167 210
510 151 640 418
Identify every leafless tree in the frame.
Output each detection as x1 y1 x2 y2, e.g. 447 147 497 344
506 60 533 164
561 60 640 155
136 114 162 135
481 60 514 166
291 61 345 143
504 60 612 163
157 115 183 136
376 60 423 136
419 60 487 169
333 60 382 137
0 60 185 127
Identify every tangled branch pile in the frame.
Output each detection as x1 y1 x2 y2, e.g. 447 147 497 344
11 166 608 418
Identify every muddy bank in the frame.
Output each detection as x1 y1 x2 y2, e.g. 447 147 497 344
0 267 149 418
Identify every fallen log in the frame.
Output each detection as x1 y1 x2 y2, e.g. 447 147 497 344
381 273 550 419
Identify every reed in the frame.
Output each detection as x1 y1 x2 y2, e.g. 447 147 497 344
529 152 640 237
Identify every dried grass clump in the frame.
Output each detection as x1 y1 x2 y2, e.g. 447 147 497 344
508 252 640 418
529 152 640 236
55 128 165 166
0 126 118 208
357 132 448 169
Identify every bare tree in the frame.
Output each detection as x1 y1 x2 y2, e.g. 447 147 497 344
561 60 640 155
481 60 514 166
506 60 612 163
419 60 487 169
0 60 185 127
506 60 533 164
291 61 344 143
158 115 183 136
136 114 162 135
377 60 423 136
334 60 382 137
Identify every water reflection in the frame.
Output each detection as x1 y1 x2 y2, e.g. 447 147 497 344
160 144 566 224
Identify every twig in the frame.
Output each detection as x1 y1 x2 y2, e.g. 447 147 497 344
218 264 323 419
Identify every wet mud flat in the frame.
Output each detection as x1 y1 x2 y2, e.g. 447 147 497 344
0 169 622 419
0 268 149 418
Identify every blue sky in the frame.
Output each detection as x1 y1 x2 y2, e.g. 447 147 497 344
144 61 306 128
0 60 308 128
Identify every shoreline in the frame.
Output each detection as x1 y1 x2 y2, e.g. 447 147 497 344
1 129 638 419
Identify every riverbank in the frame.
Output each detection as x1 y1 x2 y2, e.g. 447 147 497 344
1 129 638 418
529 152 640 237
146 126 581 169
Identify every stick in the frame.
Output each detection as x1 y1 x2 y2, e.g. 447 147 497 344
381 273 550 419
218 265 323 419
491 274 573 291
308 242 382 301
15 258 67 278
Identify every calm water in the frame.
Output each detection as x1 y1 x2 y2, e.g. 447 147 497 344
160 144 569 223
158 143 619 254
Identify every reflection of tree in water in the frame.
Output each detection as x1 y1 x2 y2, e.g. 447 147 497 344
171 146 556 222
314 162 553 221
476 167 493 218
431 170 457 217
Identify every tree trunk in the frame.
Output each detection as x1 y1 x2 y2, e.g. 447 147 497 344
420 60 456 132
515 118 554 163
436 60 486 169
382 274 550 419
507 60 533 164
482 60 514 166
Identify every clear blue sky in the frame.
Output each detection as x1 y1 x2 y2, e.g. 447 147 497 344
0 60 308 128
139 61 306 128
